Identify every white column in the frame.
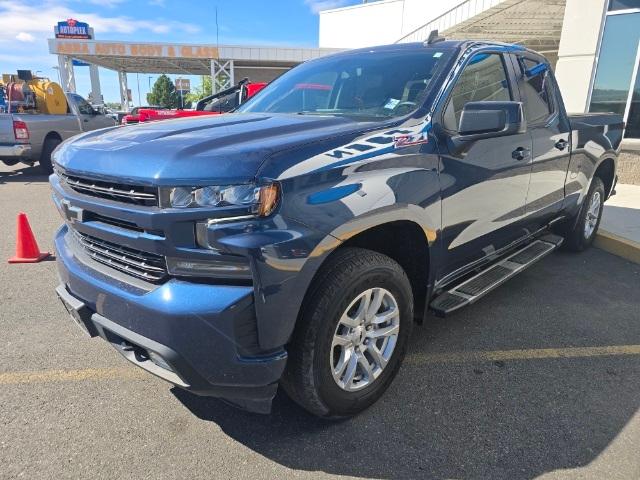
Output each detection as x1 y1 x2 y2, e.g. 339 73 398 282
554 0 608 113
89 65 102 104
87 28 102 104
57 55 76 93
118 71 129 111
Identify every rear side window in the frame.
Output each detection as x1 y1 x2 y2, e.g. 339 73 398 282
518 57 554 124
443 53 512 131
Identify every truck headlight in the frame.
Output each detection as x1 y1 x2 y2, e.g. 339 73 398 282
163 183 279 216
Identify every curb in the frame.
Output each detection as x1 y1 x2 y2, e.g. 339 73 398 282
594 230 640 265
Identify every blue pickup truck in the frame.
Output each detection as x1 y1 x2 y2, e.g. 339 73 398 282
51 37 622 417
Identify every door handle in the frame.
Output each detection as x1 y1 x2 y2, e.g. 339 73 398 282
511 147 530 161
554 139 568 151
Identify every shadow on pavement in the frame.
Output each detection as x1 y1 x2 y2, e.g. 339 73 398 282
173 354 640 479
0 164 48 184
172 249 640 479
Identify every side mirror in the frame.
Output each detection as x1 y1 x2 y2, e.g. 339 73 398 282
458 101 526 139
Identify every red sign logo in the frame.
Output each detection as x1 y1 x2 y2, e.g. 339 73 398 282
66 18 77 27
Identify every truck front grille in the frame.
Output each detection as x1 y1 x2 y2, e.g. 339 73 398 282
73 231 167 283
60 172 158 207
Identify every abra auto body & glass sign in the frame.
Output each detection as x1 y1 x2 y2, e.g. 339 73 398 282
54 41 219 59
56 19 91 39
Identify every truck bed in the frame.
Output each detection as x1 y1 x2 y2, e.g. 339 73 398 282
568 112 624 129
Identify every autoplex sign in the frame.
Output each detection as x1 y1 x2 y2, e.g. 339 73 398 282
55 19 91 39
53 41 219 59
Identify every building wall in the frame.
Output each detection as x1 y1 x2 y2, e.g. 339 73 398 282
319 0 465 48
554 0 607 112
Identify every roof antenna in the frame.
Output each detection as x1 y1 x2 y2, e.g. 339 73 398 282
425 30 445 45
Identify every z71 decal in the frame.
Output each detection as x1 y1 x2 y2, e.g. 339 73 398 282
393 133 429 149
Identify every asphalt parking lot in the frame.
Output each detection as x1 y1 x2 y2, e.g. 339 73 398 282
1 163 640 480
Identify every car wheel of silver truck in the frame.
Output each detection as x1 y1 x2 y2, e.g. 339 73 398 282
563 176 605 252
39 136 61 175
282 247 413 418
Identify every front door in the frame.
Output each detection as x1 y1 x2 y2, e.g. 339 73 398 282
67 93 115 131
436 52 533 278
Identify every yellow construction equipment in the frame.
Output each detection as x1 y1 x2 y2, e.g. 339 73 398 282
1 71 68 114
29 79 67 114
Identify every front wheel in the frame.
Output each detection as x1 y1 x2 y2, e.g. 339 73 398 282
563 176 605 252
282 248 413 418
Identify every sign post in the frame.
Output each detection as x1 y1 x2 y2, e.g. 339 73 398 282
175 78 190 109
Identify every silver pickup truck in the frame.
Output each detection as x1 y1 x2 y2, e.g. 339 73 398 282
0 92 116 173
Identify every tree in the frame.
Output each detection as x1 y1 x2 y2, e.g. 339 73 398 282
185 76 212 104
146 74 180 108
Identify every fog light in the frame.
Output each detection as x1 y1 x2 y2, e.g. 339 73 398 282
148 350 172 371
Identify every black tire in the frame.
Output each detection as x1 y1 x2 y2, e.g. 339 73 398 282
39 136 61 174
563 176 605 252
282 247 413 418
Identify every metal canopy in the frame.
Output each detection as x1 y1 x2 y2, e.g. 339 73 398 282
48 39 341 75
54 55 299 75
48 38 342 109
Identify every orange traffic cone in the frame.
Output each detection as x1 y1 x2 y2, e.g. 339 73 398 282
8 212 51 263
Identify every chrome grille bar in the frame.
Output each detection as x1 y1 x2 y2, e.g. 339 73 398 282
73 231 167 282
59 172 158 207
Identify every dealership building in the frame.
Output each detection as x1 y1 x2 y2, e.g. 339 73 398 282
319 0 640 146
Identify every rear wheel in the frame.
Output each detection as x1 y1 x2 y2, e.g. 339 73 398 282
282 248 413 418
563 176 605 252
39 136 61 174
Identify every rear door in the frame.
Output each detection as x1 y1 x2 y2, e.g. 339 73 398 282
511 53 571 229
435 51 533 277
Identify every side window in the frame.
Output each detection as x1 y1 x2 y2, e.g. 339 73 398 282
69 93 96 115
518 57 554 124
443 53 512 131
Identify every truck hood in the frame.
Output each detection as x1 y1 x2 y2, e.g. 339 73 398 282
54 113 376 185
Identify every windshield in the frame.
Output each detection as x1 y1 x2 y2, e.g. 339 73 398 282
237 48 453 119
203 90 241 113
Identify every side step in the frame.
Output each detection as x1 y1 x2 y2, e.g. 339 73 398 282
429 234 564 317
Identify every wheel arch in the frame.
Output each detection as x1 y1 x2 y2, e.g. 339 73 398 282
593 157 616 199
302 205 437 324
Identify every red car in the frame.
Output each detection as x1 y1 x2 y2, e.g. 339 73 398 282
121 79 267 125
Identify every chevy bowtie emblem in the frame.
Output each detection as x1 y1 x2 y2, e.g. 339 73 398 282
61 199 84 223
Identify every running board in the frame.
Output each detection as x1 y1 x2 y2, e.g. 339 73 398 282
429 234 564 317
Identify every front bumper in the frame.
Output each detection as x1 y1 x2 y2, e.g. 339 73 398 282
54 225 287 413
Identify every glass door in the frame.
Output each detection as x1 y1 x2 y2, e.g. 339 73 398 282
624 39 640 138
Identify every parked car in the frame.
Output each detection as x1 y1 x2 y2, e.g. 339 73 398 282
121 80 268 125
51 37 621 418
0 92 116 173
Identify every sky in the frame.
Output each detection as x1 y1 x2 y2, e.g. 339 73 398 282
1 0 362 105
